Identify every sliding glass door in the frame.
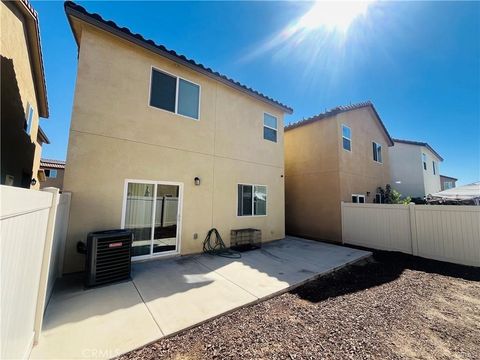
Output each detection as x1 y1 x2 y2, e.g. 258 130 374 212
122 180 182 260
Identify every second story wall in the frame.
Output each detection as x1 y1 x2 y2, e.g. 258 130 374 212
421 146 442 195
71 25 284 168
389 142 424 197
335 107 391 202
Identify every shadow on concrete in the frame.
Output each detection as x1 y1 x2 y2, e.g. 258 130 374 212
291 249 480 304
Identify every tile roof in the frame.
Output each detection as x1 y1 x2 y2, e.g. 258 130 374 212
392 138 444 161
40 159 66 169
64 1 293 114
285 101 394 146
440 175 458 181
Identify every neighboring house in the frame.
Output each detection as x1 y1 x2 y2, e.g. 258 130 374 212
440 175 457 191
284 102 394 243
1 0 49 189
62 1 292 273
39 159 66 189
389 139 443 198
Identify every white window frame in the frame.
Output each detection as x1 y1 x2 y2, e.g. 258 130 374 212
352 194 365 203
342 124 352 152
120 178 184 261
148 66 201 121
372 142 383 163
25 103 34 135
263 112 278 143
48 169 58 178
237 183 268 217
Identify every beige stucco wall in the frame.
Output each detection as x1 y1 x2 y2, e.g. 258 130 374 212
0 1 43 188
285 117 342 241
63 23 285 273
336 108 391 203
285 107 391 243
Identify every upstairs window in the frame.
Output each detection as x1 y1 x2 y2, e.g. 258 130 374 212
24 103 34 135
422 153 427 170
44 169 57 178
263 113 277 142
372 142 383 163
150 68 200 120
432 161 437 175
352 194 365 203
238 184 267 216
342 124 351 151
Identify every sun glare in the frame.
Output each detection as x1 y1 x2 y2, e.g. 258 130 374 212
299 1 374 33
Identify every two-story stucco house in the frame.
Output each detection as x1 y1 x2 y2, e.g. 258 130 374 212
284 102 393 243
62 1 292 273
389 139 443 198
1 0 49 189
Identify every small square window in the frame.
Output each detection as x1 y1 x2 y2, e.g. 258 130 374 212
238 184 267 216
352 194 365 203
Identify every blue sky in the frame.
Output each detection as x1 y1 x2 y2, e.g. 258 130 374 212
34 1 479 185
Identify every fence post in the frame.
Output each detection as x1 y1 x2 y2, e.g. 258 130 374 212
408 203 418 256
33 188 60 344
340 202 345 244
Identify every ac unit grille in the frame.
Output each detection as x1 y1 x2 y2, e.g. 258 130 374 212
85 230 133 287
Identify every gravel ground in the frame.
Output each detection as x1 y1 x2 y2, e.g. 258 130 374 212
119 250 480 360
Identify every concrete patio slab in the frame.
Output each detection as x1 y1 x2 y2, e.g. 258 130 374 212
132 257 257 335
30 280 162 359
30 237 371 359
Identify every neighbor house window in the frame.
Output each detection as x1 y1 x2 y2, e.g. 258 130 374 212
375 193 382 203
149 68 200 120
444 181 453 189
373 142 383 163
432 161 437 175
237 184 267 216
342 124 351 151
44 169 57 178
422 153 427 170
352 194 365 203
24 103 34 135
263 113 278 142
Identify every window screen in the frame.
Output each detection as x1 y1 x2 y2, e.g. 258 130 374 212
373 142 382 163
150 69 177 112
264 113 277 142
342 125 351 151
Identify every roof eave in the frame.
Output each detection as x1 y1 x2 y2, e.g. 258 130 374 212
37 126 50 144
15 1 49 118
64 4 293 115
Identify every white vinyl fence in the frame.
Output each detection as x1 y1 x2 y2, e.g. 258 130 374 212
0 186 71 359
342 202 480 266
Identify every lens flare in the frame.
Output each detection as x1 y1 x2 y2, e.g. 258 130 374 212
299 1 373 33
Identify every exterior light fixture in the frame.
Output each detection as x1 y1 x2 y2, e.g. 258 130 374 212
366 191 371 196
194 177 201 186
30 178 37 186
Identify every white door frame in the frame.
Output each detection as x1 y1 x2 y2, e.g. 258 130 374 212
121 179 183 261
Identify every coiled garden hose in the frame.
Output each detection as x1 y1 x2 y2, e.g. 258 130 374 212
203 228 241 259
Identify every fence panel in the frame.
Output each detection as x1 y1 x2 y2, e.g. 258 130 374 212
341 202 480 266
415 205 480 266
0 186 53 359
342 203 412 253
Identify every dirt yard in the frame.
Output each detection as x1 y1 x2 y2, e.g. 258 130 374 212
119 250 480 360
